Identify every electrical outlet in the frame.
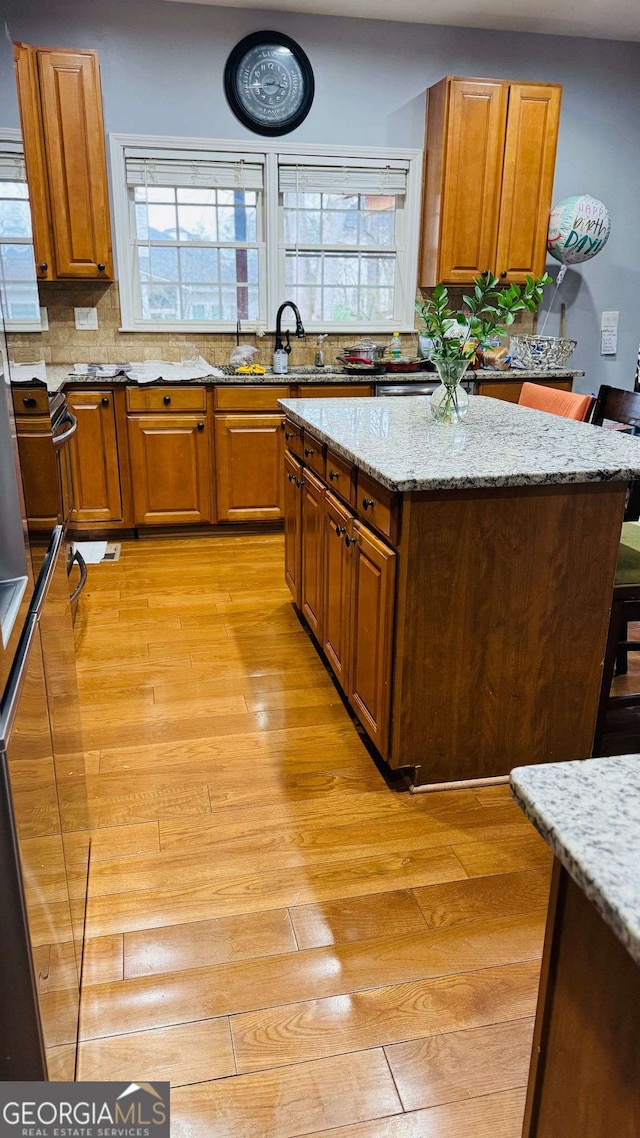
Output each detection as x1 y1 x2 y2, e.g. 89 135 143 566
74 307 99 331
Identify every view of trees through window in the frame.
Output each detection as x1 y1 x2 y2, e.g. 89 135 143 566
0 180 40 325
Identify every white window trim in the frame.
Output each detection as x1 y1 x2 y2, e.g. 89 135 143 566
109 133 422 334
0 127 43 333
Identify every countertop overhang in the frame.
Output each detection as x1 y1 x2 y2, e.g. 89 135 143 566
278 394 640 492
511 757 640 966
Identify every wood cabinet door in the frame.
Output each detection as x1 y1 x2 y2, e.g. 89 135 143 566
438 78 508 283
13 43 54 281
301 468 325 641
323 491 354 693
15 415 60 531
496 84 562 282
284 449 303 607
215 413 285 523
66 390 122 523
349 521 396 758
127 414 211 526
36 48 112 279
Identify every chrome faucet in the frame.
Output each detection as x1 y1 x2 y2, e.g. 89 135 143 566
275 301 305 356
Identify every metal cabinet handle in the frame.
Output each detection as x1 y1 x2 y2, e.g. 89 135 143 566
329 469 339 481
335 524 346 537
98 262 106 271
101 396 109 407
23 396 37 408
52 411 78 447
38 262 48 273
197 422 205 431
362 497 375 511
304 447 314 457
344 533 358 547
163 395 171 405
69 549 88 605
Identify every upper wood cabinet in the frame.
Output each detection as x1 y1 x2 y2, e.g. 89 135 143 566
13 43 113 281
420 76 561 286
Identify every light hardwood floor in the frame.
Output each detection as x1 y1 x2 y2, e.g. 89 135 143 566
72 533 551 1137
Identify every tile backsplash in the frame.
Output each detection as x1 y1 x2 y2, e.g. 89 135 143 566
7 281 534 368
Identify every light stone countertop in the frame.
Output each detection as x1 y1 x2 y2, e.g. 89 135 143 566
278 394 640 492
511 757 640 966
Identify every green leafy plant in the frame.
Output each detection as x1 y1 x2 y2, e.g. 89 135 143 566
415 271 551 362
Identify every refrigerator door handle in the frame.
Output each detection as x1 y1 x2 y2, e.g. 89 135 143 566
68 549 87 604
0 613 38 750
52 411 78 448
29 525 65 620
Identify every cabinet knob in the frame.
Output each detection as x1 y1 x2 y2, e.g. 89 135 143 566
288 472 295 483
362 497 375 511
98 263 106 272
296 477 305 489
197 421 205 431
329 469 339 481
281 419 286 430
285 431 294 440
304 447 314 457
101 396 109 407
38 262 48 273
163 395 171 405
335 524 346 537
23 396 37 408
500 271 508 279
344 533 358 547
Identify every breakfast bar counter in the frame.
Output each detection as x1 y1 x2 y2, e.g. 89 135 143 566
279 395 640 787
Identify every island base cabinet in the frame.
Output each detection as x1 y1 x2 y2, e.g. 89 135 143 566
127 414 211 526
323 492 353 692
523 861 640 1138
349 521 396 759
66 389 122 525
300 468 325 640
215 413 284 523
284 450 303 606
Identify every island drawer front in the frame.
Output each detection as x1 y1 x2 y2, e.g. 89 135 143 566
326 449 356 507
357 472 399 544
302 430 326 478
126 386 207 413
214 386 290 412
293 383 374 399
283 418 303 458
12 386 50 415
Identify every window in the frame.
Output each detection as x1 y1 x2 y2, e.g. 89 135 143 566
279 161 409 328
0 145 40 331
111 137 422 332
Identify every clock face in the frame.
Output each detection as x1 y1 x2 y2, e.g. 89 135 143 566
225 33 314 136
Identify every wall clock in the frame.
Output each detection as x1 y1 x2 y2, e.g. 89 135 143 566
224 31 315 137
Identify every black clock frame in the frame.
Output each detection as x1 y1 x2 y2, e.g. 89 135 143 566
224 30 315 137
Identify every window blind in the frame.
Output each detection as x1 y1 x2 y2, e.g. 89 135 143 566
124 152 264 190
0 150 26 182
278 161 408 196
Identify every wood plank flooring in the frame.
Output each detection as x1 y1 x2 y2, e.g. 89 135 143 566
73 534 550 1135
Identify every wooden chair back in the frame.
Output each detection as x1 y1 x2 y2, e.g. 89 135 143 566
591 385 640 520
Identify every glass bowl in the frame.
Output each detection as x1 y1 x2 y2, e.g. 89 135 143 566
509 334 577 370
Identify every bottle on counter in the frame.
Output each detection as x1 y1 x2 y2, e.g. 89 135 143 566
273 347 288 375
389 332 402 360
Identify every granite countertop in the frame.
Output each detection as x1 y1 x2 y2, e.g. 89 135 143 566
511 757 640 966
278 394 640 492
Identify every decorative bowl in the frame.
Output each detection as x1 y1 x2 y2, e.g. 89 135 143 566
509 334 577 370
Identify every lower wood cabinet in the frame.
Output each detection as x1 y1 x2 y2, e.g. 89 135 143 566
323 491 353 692
127 413 211 526
214 413 284 522
66 389 122 524
300 467 325 640
14 413 62 532
284 450 303 606
349 520 396 757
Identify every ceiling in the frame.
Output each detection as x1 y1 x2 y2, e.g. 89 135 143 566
157 0 640 42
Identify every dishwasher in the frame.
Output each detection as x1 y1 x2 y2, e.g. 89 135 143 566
375 379 475 398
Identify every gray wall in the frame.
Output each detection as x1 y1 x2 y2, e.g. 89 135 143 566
2 0 640 392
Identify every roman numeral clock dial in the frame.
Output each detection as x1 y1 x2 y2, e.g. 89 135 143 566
224 32 315 136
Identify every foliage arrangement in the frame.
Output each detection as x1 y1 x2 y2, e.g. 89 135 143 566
415 271 552 362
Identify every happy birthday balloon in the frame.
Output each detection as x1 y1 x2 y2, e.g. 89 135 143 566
547 195 611 265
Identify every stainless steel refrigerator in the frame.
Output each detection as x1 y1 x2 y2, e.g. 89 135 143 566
0 317 90 1079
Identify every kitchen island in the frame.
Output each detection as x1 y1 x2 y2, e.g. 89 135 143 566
279 394 640 787
511 756 640 1137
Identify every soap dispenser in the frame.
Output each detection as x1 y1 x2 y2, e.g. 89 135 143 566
315 334 328 368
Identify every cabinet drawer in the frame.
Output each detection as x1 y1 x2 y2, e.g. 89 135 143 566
302 430 326 479
12 386 50 415
126 386 207 413
294 383 374 399
326 448 355 507
283 419 303 459
357 472 399 545
214 385 290 412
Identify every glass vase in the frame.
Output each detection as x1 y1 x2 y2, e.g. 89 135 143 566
430 358 471 423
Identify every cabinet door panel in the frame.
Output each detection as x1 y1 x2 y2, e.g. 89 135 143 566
13 44 54 281
301 468 325 641
66 390 122 523
496 84 561 282
128 415 211 526
323 492 354 693
349 521 396 758
284 450 303 607
215 414 284 522
439 79 507 283
36 49 112 278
